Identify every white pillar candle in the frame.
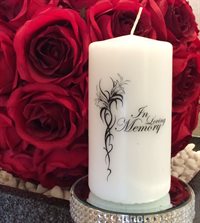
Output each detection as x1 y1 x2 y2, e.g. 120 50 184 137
89 35 172 204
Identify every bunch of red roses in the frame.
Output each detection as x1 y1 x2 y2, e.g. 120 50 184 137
0 0 199 188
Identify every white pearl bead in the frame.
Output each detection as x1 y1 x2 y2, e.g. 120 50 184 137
50 185 64 199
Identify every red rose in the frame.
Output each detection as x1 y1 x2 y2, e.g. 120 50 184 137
189 38 200 53
58 0 98 10
0 0 55 29
68 0 98 10
0 95 8 109
14 7 90 86
0 0 24 26
0 113 37 180
0 149 37 181
34 133 88 188
140 0 167 40
0 113 25 152
173 43 189 77
87 0 158 41
164 0 198 43
172 99 199 157
0 24 17 95
7 83 86 150
173 54 200 112
170 176 190 205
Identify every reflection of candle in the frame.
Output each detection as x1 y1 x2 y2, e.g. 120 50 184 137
87 191 172 213
89 20 172 204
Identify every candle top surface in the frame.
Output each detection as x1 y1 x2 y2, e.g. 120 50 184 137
90 35 172 48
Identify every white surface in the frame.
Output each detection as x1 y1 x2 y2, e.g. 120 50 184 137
189 0 200 33
89 35 173 204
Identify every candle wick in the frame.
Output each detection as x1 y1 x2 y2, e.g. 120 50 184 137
130 7 143 35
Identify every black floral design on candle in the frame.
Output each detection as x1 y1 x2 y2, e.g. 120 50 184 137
95 74 129 180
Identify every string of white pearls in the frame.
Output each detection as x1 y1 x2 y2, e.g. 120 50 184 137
171 143 200 183
0 170 70 200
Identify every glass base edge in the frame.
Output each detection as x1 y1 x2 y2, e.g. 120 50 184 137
70 176 195 223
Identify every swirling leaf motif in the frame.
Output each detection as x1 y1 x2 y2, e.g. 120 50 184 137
95 74 129 180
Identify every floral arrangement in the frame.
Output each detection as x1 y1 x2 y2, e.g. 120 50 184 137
0 0 199 189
